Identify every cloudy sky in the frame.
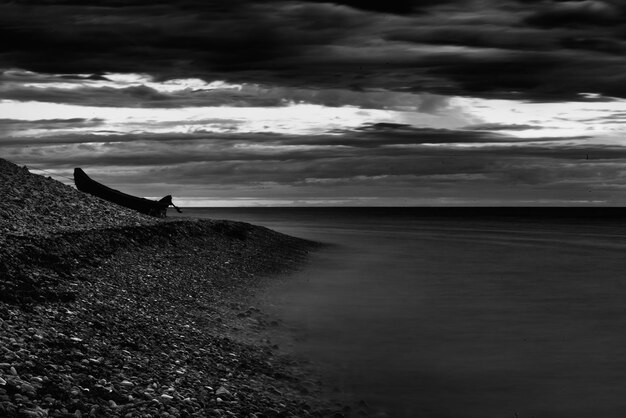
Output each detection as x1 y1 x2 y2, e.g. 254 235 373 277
3 0 626 206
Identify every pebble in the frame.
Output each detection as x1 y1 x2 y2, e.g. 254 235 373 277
20 382 37 395
18 406 48 418
160 394 174 402
215 387 232 398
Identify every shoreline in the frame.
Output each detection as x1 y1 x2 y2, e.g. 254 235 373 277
1 218 356 417
0 160 361 417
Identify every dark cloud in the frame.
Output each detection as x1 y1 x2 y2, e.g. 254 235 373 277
0 118 105 137
4 122 626 203
302 0 464 14
0 84 260 108
559 36 626 55
0 1 364 76
1 121 571 150
416 49 626 101
2 0 626 101
464 123 542 131
0 125 609 173
0 71 449 110
0 118 103 126
524 1 625 28
384 26 554 52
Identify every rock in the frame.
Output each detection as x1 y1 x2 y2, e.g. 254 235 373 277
19 382 37 395
215 387 232 398
269 386 282 396
160 394 173 402
18 406 48 417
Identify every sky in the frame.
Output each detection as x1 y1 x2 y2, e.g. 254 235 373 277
2 0 626 206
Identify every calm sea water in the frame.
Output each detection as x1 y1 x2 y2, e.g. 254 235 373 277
172 208 626 418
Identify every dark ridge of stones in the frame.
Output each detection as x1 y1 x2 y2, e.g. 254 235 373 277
0 159 158 241
1 220 313 305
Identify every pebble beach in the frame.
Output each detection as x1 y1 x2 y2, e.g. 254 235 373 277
0 159 356 418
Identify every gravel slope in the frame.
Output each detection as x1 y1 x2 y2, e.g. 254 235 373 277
0 160 360 418
0 159 158 239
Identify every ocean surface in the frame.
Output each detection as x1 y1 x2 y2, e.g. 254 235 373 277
172 207 626 418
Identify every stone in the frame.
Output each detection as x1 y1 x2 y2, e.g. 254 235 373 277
20 382 37 396
18 406 48 417
215 387 232 398
159 394 173 402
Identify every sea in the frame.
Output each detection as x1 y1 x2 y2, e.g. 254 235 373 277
172 207 626 418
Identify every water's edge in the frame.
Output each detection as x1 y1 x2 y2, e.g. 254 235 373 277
173 208 626 418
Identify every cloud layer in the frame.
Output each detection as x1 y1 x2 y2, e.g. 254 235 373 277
2 0 626 101
3 0 626 205
4 122 625 206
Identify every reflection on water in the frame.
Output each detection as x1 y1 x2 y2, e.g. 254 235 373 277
176 208 626 418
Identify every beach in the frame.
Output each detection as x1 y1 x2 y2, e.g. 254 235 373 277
0 159 354 418
6 158 626 418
